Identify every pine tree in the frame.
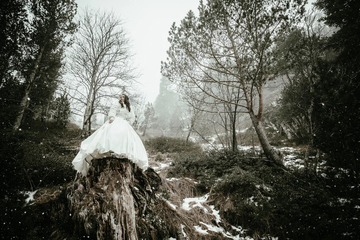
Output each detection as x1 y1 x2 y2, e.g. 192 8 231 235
314 0 360 178
12 0 77 131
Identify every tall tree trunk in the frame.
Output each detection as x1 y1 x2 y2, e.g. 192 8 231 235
142 118 149 137
305 77 315 173
82 93 95 137
82 67 98 137
82 80 95 136
13 47 45 131
186 110 198 143
243 81 283 165
231 106 238 152
249 111 283 166
185 123 192 143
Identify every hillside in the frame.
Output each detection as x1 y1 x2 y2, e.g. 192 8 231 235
1 124 359 239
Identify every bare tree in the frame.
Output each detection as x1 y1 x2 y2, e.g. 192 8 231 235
67 9 135 136
162 0 306 165
180 73 245 151
140 102 155 136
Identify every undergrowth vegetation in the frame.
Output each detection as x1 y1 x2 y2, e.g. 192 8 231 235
145 136 203 155
147 137 358 239
2 132 358 239
1 121 80 194
1 121 81 238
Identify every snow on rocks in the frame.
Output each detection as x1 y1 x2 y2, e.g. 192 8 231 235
181 193 255 239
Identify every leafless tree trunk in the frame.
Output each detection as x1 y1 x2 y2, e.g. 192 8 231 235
185 106 201 143
141 103 154 137
303 11 325 174
67 9 135 136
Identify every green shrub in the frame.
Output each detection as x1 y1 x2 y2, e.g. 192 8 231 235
1 121 80 239
1 121 80 192
1 130 27 196
168 149 268 190
214 167 262 196
145 136 202 154
168 148 353 239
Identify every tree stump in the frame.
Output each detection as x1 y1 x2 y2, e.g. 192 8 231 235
67 157 161 239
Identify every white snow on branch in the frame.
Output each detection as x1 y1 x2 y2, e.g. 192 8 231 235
166 200 177 210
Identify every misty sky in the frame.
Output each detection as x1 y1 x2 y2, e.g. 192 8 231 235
76 0 200 103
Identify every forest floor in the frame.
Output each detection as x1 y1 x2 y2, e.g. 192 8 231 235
146 144 313 240
8 125 357 239
148 152 254 239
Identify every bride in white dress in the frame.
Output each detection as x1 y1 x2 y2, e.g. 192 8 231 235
72 95 149 176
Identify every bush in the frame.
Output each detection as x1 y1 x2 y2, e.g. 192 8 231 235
214 167 262 196
168 149 270 190
0 121 80 239
1 121 80 192
168 148 354 239
145 136 203 154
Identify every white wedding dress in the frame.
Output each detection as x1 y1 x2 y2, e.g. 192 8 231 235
72 103 148 176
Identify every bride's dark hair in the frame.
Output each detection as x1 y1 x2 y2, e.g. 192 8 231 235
119 94 131 112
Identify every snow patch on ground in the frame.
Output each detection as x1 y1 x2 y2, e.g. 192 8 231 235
181 224 187 238
182 195 257 239
195 221 255 240
182 194 209 212
284 154 297 160
276 146 298 152
166 177 179 182
209 205 221 224
200 221 246 239
194 225 209 234
166 177 199 184
284 158 304 169
152 162 171 172
231 225 246 234
246 196 259 206
338 198 351 205
23 190 38 204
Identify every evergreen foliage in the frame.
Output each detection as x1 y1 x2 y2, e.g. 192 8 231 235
0 0 27 85
0 0 77 130
51 92 71 126
313 0 360 179
152 76 183 136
